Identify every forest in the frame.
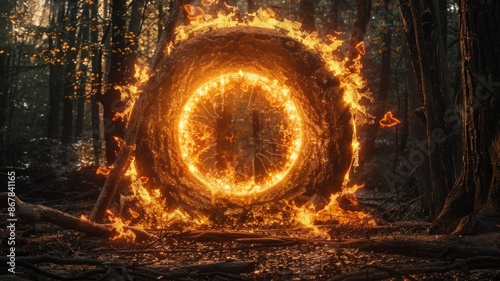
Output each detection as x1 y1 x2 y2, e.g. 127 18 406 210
0 0 499 280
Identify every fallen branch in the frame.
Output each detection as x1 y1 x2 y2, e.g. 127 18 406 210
0 193 150 241
89 144 135 223
173 230 267 242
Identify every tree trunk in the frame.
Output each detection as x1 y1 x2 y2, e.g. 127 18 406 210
398 0 455 218
90 0 102 165
48 0 65 140
158 1 164 41
90 0 185 222
346 0 371 71
438 0 447 48
101 0 127 165
0 0 14 166
62 0 79 144
75 0 91 139
124 0 144 82
430 0 500 234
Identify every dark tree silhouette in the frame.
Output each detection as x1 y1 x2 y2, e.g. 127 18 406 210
430 0 500 234
399 0 457 218
100 0 128 165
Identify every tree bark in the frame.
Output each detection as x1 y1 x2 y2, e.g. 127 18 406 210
91 0 102 165
346 0 371 71
124 0 145 82
100 0 127 165
48 0 65 140
75 0 91 139
62 0 79 144
398 0 456 218
0 0 14 166
158 1 164 41
430 0 500 234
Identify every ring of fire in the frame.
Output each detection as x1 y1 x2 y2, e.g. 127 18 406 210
178 71 302 197
135 26 356 209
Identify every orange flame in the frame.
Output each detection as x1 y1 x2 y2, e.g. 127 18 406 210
291 184 376 237
125 159 209 229
379 111 400 128
96 166 110 176
106 210 136 242
104 5 375 234
113 64 149 125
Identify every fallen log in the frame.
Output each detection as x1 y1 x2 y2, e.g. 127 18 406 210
172 230 267 242
0 193 150 241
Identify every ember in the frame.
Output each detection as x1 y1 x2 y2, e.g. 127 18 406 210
379 111 400 128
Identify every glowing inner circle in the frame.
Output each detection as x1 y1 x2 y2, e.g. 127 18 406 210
178 71 303 197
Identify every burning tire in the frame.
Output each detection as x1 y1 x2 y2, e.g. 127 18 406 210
135 26 353 210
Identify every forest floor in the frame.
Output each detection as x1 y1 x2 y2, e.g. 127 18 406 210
1 163 500 280
2 218 500 280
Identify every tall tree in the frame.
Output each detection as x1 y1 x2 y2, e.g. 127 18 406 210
75 0 91 139
48 0 66 140
430 0 500 234
398 0 456 218
0 0 15 166
100 0 128 165
124 0 145 83
90 0 102 164
62 0 79 144
346 0 371 70
90 0 185 223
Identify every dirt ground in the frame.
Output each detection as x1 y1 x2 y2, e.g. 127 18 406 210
2 207 499 280
1 165 499 280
